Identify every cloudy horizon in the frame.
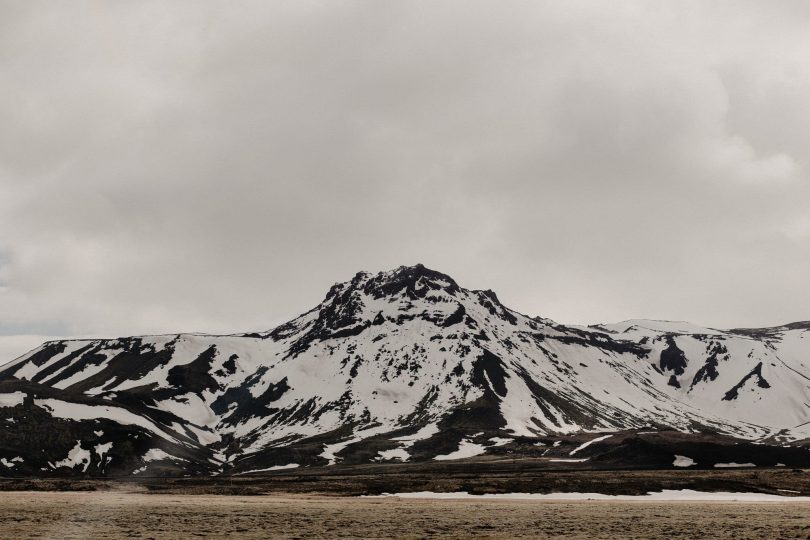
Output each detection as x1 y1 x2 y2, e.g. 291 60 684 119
2 1 809 360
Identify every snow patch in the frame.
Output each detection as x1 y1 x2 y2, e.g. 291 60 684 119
95 442 113 462
489 437 513 446
673 455 696 467
434 439 487 461
155 393 216 427
52 355 113 390
35 398 181 444
392 424 440 447
569 434 612 456
378 448 410 462
321 439 356 466
51 442 91 472
0 392 26 407
319 425 395 465
143 448 186 462
236 463 300 475
365 490 810 501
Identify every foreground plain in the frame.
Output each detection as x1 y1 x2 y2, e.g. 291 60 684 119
1 491 809 539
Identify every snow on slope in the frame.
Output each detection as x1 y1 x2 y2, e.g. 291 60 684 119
34 398 182 444
1 264 809 475
592 320 726 337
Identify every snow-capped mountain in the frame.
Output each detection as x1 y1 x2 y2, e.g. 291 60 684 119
1 264 809 476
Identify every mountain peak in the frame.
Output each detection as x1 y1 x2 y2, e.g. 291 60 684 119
327 264 460 302
364 264 460 298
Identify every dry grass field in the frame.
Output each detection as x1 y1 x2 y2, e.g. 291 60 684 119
0 491 808 539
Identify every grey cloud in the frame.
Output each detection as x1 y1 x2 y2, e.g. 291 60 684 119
0 0 808 349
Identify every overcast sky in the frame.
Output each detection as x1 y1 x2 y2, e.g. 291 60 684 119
1 1 809 359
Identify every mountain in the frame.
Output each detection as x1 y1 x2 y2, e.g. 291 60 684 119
1 264 809 477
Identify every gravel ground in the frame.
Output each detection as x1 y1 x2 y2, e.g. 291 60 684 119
0 491 809 539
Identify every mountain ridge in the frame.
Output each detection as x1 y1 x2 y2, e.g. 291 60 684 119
1 264 809 477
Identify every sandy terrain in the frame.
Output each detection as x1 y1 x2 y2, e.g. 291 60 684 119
0 491 808 539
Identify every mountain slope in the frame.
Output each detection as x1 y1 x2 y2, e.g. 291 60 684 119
1 264 809 476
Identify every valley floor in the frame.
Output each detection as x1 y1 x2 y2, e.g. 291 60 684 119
3 462 810 496
0 491 809 539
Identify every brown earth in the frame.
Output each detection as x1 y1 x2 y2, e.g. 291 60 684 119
2 468 809 538
0 491 809 539
2 464 810 497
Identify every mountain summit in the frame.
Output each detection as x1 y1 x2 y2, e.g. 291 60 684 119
1 265 809 476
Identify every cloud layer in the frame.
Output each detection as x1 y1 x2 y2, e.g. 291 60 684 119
1 1 808 347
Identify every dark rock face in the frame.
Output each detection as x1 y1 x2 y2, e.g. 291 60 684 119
213 375 290 429
167 346 221 394
288 266 478 356
475 290 518 325
72 338 178 395
0 380 215 477
690 342 727 390
723 362 771 401
470 350 509 398
28 344 98 386
363 264 460 299
441 304 466 327
659 337 688 376
0 342 67 379
730 320 810 337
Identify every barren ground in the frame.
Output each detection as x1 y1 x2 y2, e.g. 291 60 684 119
4 464 810 496
0 491 809 539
